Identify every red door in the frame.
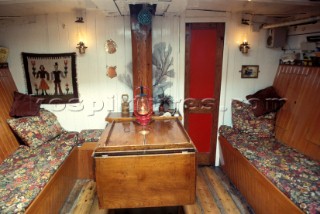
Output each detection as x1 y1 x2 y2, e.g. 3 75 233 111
184 23 225 165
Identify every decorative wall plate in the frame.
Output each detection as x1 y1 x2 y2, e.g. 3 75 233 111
106 65 117 79
105 39 117 54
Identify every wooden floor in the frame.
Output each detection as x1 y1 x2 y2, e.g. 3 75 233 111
61 166 254 214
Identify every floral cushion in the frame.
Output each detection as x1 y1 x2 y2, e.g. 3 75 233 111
0 131 78 213
78 129 104 144
7 109 64 147
219 125 320 214
231 99 276 138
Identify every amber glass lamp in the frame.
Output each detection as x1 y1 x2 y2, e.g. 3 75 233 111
134 86 153 125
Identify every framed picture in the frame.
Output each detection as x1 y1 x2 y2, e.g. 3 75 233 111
22 52 79 104
240 65 259 78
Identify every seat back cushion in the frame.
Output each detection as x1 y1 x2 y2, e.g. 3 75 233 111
9 91 42 117
7 109 64 147
231 99 276 138
246 86 285 117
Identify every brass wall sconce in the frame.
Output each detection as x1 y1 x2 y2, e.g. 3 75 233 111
76 42 87 54
75 16 86 54
239 41 250 54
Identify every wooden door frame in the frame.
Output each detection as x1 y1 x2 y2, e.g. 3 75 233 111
184 23 225 165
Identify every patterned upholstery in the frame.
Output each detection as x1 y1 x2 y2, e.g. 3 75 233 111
231 100 276 138
0 132 78 213
7 109 64 147
219 125 320 214
1 108 104 213
78 129 104 145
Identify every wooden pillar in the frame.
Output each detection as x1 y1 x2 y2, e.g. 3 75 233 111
129 4 155 95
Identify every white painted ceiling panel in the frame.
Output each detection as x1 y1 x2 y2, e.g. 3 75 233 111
0 0 319 21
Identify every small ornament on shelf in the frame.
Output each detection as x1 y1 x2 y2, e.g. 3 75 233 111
121 94 130 115
158 93 173 113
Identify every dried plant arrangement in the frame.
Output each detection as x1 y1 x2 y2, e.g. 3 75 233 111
118 42 175 102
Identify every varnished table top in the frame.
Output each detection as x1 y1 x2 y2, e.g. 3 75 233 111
95 118 195 154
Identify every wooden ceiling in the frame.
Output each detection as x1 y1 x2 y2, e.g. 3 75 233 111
0 0 319 21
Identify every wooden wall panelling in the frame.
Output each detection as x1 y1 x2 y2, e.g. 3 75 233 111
306 106 320 145
274 66 305 143
274 65 320 161
0 63 19 163
292 67 313 150
279 66 307 146
274 66 294 141
289 67 318 150
273 66 292 136
294 67 320 158
25 148 78 214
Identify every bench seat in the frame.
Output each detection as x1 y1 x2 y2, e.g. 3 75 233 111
219 125 320 213
0 131 78 213
78 129 104 145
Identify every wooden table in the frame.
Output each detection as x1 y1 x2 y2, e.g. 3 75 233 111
94 118 196 209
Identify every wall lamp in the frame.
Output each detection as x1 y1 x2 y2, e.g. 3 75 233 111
75 16 87 54
76 41 87 54
239 40 250 54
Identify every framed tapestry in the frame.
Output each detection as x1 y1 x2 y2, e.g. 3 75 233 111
22 52 79 104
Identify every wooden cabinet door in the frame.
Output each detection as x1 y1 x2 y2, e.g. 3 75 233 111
184 23 225 165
